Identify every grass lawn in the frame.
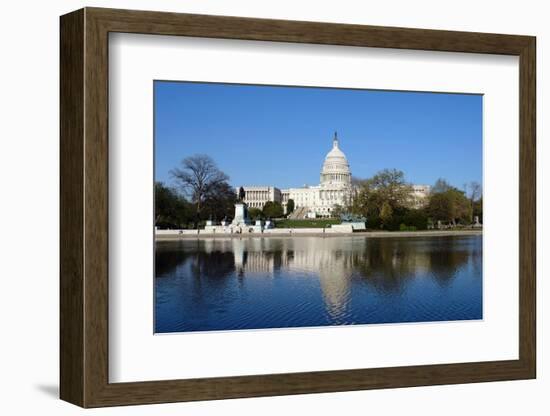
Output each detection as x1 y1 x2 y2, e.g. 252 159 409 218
274 219 340 228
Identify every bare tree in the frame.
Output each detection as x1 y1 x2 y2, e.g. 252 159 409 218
467 181 482 222
467 181 482 202
432 178 453 194
170 154 229 225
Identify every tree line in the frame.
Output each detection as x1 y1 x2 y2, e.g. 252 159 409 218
155 154 295 229
155 154 236 229
348 169 482 231
156 154 482 231
248 201 286 221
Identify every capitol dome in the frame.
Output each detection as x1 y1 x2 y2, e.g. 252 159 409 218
320 132 352 186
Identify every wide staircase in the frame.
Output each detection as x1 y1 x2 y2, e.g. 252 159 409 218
287 206 308 220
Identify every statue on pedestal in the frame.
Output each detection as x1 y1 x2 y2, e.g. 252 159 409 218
232 186 250 226
238 186 246 202
473 215 482 228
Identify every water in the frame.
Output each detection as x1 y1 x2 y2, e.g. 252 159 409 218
155 235 482 333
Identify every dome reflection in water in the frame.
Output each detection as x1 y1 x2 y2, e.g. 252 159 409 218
155 235 482 333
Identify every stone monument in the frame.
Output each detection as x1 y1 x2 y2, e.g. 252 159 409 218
337 212 367 231
473 216 482 228
232 202 251 226
232 186 251 226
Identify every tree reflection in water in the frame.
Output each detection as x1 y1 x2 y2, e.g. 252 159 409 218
355 237 476 292
155 235 482 332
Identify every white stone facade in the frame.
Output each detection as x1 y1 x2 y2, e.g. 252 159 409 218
410 184 431 208
237 186 282 209
283 133 353 217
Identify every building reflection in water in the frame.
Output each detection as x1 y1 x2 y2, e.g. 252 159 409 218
156 235 480 325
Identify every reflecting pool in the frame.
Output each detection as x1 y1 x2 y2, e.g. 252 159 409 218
155 235 482 333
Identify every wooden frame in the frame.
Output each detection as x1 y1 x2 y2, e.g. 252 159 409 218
60 7 536 408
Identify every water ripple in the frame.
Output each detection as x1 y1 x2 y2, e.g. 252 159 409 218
155 235 482 333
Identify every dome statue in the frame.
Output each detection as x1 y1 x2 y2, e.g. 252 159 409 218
320 132 352 186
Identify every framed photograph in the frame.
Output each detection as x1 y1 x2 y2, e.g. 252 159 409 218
60 7 536 407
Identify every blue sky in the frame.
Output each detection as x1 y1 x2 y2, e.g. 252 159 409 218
154 81 482 190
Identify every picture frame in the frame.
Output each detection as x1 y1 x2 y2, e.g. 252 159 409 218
60 7 536 408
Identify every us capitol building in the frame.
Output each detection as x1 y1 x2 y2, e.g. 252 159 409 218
238 133 430 219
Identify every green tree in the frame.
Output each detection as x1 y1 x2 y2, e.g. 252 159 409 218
427 192 452 224
286 198 295 215
454 190 472 224
202 181 237 222
467 181 482 223
154 182 193 229
248 207 264 221
403 208 428 230
368 169 413 209
379 201 393 229
263 201 284 218
427 188 471 226
351 169 412 222
473 197 483 223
